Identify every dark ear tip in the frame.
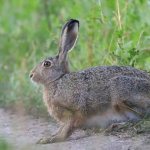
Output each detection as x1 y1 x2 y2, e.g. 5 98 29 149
69 19 79 24
67 19 79 27
61 19 79 35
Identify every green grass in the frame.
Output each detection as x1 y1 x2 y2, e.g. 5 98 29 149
0 137 12 150
0 0 150 116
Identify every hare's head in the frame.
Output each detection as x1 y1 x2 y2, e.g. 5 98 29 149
30 19 79 85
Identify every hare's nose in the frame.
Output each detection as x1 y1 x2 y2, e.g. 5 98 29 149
29 73 33 78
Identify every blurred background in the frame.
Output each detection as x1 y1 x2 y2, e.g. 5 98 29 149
0 0 150 117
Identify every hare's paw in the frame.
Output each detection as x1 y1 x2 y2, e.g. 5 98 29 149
36 135 64 144
36 136 53 144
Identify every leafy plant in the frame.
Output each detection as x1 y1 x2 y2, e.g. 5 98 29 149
0 0 150 116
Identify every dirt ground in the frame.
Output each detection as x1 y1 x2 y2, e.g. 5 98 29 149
0 108 150 150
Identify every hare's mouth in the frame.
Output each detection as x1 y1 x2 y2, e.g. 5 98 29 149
31 77 41 84
30 73 41 84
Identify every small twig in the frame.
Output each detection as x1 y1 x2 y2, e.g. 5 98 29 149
136 30 144 51
43 0 51 30
116 0 122 30
98 0 105 23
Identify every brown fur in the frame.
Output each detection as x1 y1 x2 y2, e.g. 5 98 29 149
30 19 150 144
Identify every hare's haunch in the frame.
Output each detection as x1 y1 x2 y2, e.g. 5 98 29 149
30 19 150 144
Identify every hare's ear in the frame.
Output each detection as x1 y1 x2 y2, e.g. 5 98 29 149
58 19 79 64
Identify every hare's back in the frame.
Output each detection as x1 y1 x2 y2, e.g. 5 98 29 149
56 66 149 114
79 66 150 81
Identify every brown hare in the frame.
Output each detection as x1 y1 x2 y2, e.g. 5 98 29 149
30 19 150 144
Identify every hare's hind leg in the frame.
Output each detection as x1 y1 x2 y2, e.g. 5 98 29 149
109 76 150 120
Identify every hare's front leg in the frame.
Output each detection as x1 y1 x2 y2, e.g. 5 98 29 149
37 119 74 144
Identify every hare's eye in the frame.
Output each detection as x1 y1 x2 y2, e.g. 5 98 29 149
43 61 51 67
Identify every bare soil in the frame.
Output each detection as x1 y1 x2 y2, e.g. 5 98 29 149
0 108 150 150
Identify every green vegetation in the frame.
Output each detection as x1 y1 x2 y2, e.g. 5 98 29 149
0 137 12 150
0 0 150 116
